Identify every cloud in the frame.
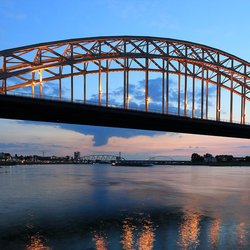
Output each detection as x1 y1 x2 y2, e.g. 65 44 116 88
0 119 94 156
16 120 164 147
95 132 250 159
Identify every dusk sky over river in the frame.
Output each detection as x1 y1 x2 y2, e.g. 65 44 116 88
1 0 250 159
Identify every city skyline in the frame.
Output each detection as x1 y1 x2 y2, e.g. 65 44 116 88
1 0 250 159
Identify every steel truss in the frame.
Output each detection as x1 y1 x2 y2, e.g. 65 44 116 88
80 155 123 162
1 36 250 124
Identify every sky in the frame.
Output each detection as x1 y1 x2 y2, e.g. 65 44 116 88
1 0 250 160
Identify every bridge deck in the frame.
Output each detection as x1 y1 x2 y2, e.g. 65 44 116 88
0 95 250 139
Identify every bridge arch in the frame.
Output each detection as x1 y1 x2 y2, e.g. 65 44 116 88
1 36 250 124
148 156 175 161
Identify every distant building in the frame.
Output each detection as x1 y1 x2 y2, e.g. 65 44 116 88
74 152 80 160
0 152 12 161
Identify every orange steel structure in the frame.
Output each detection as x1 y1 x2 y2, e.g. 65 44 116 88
0 36 250 124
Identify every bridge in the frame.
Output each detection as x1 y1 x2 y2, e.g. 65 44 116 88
79 154 186 165
80 154 124 164
1 36 250 138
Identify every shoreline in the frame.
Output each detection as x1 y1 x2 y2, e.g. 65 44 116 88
1 161 250 167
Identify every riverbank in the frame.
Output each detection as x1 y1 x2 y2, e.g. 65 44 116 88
1 160 250 166
0 161 76 166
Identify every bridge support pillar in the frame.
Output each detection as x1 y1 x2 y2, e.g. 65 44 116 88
230 73 234 123
71 65 74 102
205 70 209 120
177 62 180 116
216 74 221 121
241 85 246 124
1 79 6 94
83 63 87 104
162 66 165 113
124 58 129 109
39 84 43 98
241 67 247 124
31 72 35 98
106 60 109 107
59 66 62 101
201 67 204 119
145 58 149 112
32 84 34 98
192 65 195 118
98 60 102 106
184 61 188 116
70 44 74 102
166 59 169 114
39 70 43 98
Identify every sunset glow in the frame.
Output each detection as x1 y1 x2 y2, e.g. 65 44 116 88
1 118 250 159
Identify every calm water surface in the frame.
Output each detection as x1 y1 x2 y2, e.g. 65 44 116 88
0 164 249 249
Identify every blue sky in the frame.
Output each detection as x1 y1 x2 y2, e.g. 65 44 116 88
1 0 250 159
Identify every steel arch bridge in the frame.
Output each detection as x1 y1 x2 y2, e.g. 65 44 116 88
80 155 124 163
148 156 175 161
1 36 250 138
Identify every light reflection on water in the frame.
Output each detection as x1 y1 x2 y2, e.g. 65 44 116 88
209 217 220 248
0 164 250 249
93 216 156 250
178 209 201 249
26 233 51 250
137 218 155 250
121 218 135 250
93 234 108 250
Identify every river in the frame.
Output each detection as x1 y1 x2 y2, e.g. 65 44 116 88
0 164 249 249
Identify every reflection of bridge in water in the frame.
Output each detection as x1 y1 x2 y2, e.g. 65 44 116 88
1 36 250 138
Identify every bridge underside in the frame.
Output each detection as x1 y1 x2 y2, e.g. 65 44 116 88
1 95 250 139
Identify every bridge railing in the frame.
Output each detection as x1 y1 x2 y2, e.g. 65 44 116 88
4 91 249 126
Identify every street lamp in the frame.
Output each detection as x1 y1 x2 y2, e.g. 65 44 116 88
127 95 131 109
146 96 151 111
